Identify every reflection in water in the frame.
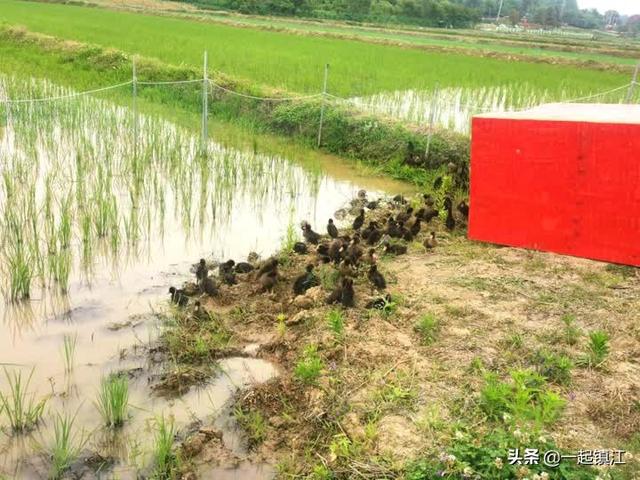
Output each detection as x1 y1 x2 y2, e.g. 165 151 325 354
0 76 410 477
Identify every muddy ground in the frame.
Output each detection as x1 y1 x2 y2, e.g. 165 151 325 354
157 195 640 479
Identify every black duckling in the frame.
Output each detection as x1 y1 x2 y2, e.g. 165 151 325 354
196 258 208 284
366 224 382 246
168 287 188 307
402 228 414 243
326 277 354 308
193 301 209 322
293 242 308 254
424 231 438 250
328 238 345 263
365 293 392 310
366 200 379 210
318 253 332 264
302 222 321 244
383 241 407 256
258 270 278 293
386 218 402 239
346 236 363 264
316 243 330 257
256 257 278 278
293 264 319 296
444 197 456 231
397 221 410 240
327 219 339 239
352 209 365 231
410 218 422 238
339 258 357 278
423 206 440 223
392 194 407 205
234 262 254 274
361 221 375 242
457 200 469 220
367 265 386 290
433 176 443 190
423 194 435 207
219 260 237 286
201 277 219 297
395 207 413 224
364 248 378 265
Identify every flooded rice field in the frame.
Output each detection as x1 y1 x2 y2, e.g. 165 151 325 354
0 76 410 478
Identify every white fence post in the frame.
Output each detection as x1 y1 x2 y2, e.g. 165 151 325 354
425 83 440 162
317 63 329 149
625 63 640 103
202 51 209 155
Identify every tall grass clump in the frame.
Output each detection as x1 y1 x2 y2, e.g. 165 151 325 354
61 334 78 373
48 411 88 480
293 344 324 385
95 374 129 428
577 330 610 368
0 368 48 433
152 416 178 479
414 313 439 345
326 309 345 342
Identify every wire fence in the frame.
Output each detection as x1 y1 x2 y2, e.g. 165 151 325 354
1 53 639 156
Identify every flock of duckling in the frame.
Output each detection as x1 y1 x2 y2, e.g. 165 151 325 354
169 191 469 311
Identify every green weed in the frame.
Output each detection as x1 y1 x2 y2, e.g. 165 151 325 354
151 416 178 480
293 344 324 385
95 374 129 428
577 330 610 368
414 313 439 345
234 408 266 446
326 309 345 342
532 349 573 386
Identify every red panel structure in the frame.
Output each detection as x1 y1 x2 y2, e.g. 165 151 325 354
468 104 640 267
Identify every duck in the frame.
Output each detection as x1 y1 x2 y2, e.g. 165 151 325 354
361 221 375 242
339 258 357 278
201 277 219 297
302 222 321 244
385 217 402 239
392 194 407 205
293 242 308 254
168 287 188 307
258 270 278 293
409 217 422 238
423 206 440 223
193 301 209 322
219 260 237 285
433 176 443 190
365 223 382 246
328 238 345 263
457 200 469 220
364 248 378 265
195 258 208 284
397 222 410 240
366 200 379 210
352 209 365 231
346 236 363 264
326 277 354 308
382 241 407 256
367 265 386 290
444 197 456 231
234 261 254 274
423 194 435 207
256 257 278 279
293 264 319 296
327 219 339 239
424 231 438 250
395 207 413 224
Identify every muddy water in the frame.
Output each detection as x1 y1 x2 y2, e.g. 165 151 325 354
0 78 413 478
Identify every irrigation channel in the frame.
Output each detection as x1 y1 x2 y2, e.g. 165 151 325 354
0 75 411 478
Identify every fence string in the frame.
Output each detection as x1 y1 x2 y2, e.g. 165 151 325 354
1 80 133 104
208 80 323 101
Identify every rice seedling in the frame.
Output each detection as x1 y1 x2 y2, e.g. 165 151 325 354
0 367 48 433
60 334 78 373
48 411 88 480
151 415 178 479
234 407 267 445
95 374 129 428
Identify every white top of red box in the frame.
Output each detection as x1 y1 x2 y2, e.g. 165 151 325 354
475 103 640 125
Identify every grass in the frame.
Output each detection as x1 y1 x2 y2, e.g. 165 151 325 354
60 334 78 373
95 374 129 428
414 313 439 345
293 344 324 385
577 330 610 368
532 349 573 386
0 367 48 433
48 411 88 480
326 308 345 342
234 407 267 446
152 416 178 480
0 0 628 98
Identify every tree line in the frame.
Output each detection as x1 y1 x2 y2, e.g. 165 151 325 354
182 0 638 31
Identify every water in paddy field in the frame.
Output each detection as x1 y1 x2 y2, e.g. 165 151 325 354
0 76 411 478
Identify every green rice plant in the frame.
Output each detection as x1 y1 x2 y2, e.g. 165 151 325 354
293 344 324 385
3 212 33 301
326 309 344 342
414 313 439 345
561 314 580 345
95 374 129 428
577 330 610 368
233 407 266 446
61 334 78 373
151 415 178 480
48 411 88 480
480 369 565 426
0 367 48 433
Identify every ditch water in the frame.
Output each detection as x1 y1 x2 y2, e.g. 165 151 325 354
0 77 412 478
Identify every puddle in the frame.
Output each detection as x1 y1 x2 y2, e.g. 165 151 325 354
0 76 413 477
